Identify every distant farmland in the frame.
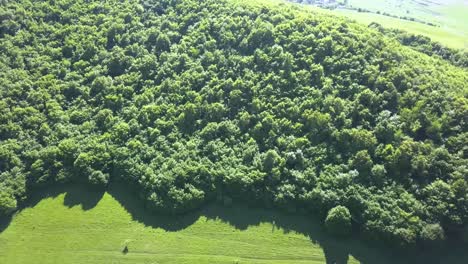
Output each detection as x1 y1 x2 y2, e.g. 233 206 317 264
291 0 468 49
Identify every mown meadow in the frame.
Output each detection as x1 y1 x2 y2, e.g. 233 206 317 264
1 184 362 264
1 184 467 264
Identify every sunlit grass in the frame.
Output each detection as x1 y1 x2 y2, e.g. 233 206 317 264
335 10 467 50
0 186 360 264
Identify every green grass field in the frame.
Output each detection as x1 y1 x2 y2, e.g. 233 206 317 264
0 185 365 264
335 9 467 50
1 185 467 263
336 0 468 50
284 0 468 50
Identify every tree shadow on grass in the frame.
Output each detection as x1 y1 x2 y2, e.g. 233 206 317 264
104 184 404 264
0 183 105 233
107 181 468 264
199 204 395 264
0 214 12 233
107 181 201 231
62 185 104 210
2 182 468 264
205 204 468 264
26 184 105 211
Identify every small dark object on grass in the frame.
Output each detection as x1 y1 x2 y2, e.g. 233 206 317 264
122 245 129 254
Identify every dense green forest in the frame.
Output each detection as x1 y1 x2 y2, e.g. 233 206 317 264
0 0 467 249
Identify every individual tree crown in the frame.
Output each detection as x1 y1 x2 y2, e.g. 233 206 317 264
325 205 352 236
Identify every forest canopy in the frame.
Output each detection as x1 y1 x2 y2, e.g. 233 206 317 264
0 0 467 248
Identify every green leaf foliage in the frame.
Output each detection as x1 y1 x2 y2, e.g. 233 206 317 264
325 205 352 236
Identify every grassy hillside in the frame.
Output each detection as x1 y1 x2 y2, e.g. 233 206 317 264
335 9 467 50
290 0 468 49
346 0 468 28
0 185 362 264
342 0 468 49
